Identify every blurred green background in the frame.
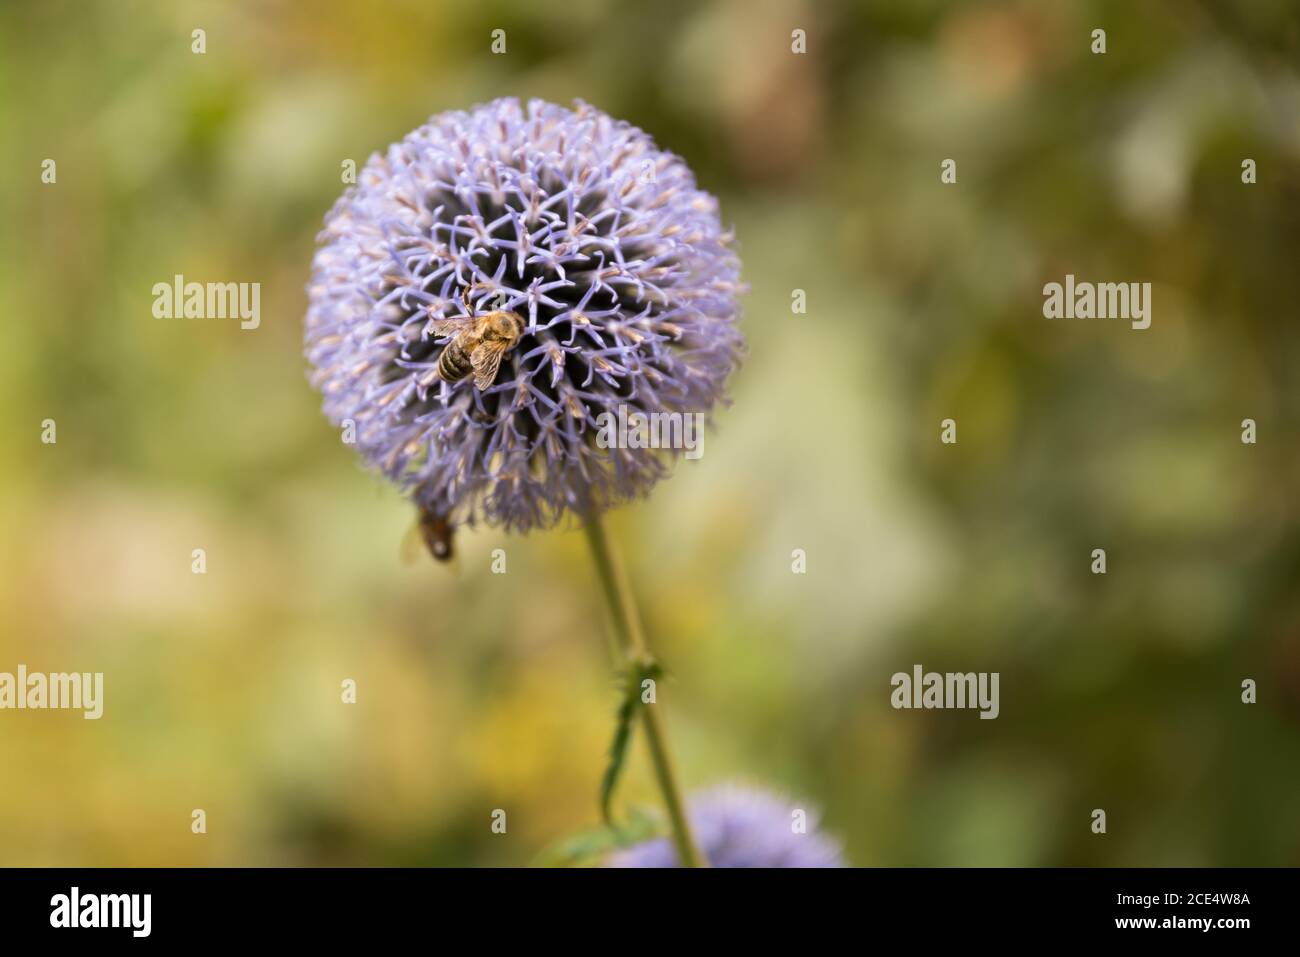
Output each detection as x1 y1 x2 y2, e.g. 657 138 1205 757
1 0 1298 866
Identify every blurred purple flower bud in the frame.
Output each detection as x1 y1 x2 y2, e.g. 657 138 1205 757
608 785 844 868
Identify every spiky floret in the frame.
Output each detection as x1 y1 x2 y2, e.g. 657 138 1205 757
306 98 744 532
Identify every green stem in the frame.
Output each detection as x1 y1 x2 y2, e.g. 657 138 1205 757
583 513 707 868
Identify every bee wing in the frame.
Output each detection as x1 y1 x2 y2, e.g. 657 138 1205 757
427 315 474 338
399 519 424 566
470 341 509 391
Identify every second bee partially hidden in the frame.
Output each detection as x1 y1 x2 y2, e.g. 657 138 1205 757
401 503 455 563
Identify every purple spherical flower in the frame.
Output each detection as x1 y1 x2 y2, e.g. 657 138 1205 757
608 785 844 868
306 98 744 536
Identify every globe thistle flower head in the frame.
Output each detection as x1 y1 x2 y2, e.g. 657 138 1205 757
608 785 844 868
306 98 744 535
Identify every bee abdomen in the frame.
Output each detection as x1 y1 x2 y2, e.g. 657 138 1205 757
437 342 473 382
